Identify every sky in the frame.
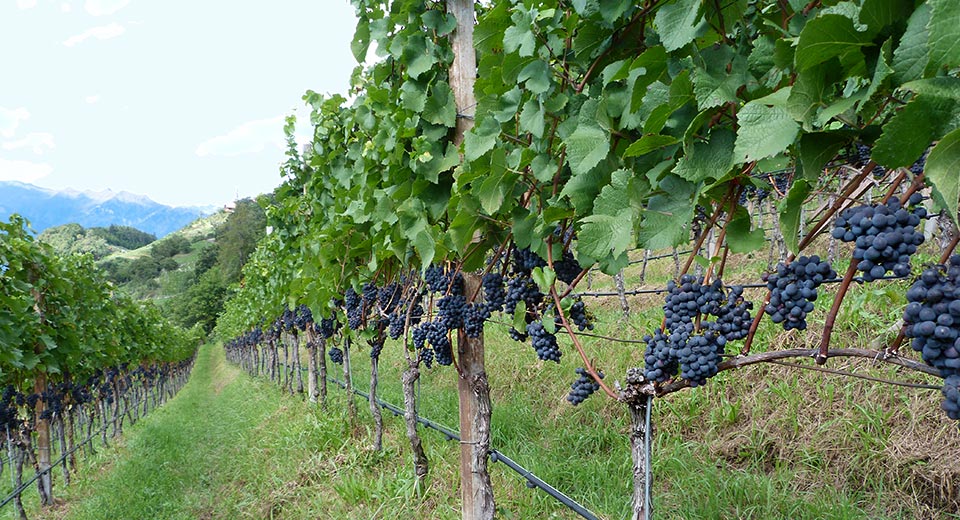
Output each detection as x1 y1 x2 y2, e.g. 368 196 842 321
0 0 358 207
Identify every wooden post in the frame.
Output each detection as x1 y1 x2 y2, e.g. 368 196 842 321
447 1 495 517
456 273 495 520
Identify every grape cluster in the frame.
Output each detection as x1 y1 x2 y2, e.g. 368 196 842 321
644 276 752 385
412 324 427 350
505 275 543 314
567 368 604 405
378 283 401 314
526 321 562 362
903 257 960 376
437 294 467 330
328 346 344 364
764 255 836 331
369 338 384 359
902 256 960 424
317 317 337 339
567 300 593 331
344 288 363 330
482 273 506 312
388 312 405 340
295 304 313 331
463 303 489 338
677 326 725 387
424 264 463 295
663 275 724 330
715 286 752 341
910 151 927 175
424 321 453 366
832 195 926 281
513 247 546 273
420 346 434 369
361 282 378 309
643 330 677 383
554 251 582 285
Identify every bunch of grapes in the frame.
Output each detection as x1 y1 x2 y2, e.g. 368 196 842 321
424 265 448 293
567 299 593 331
505 275 544 314
554 251 582 285
643 330 677 383
525 321 562 362
764 255 836 330
369 338 384 359
831 195 926 281
378 283 401 314
437 294 467 330
663 275 724 330
344 288 363 330
318 317 337 339
423 321 453 366
714 285 752 341
412 324 427 350
903 257 960 376
362 282 378 309
567 368 604 405
677 326 725 387
295 304 313 331
513 247 546 274
328 346 344 364
388 312 405 340
482 272 506 312
463 303 490 338
420 346 434 369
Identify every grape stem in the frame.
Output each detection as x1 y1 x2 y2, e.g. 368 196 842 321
546 240 619 400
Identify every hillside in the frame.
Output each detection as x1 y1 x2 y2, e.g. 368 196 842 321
0 181 215 237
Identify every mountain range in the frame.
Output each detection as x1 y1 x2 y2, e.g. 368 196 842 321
0 181 217 237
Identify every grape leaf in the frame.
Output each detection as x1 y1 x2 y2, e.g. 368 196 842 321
925 128 960 224
734 91 801 163
655 0 704 52
798 132 846 181
624 134 678 157
564 113 610 177
726 207 766 254
794 14 873 71
926 0 960 76
673 128 735 183
779 179 812 256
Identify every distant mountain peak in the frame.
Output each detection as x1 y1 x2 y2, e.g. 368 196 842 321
0 181 214 237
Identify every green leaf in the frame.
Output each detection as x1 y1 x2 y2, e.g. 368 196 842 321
798 132 846 181
927 0 960 75
531 267 556 293
518 60 552 95
400 80 428 113
890 3 930 84
925 128 960 224
794 14 872 71
873 78 960 168
692 46 749 110
503 20 536 57
519 99 546 139
734 94 801 163
402 35 435 80
476 149 515 215
422 83 457 127
655 0 704 52
578 170 637 262
673 128 735 183
624 134 679 157
351 19 370 63
464 117 501 162
787 62 841 129
726 208 766 254
779 179 812 256
564 115 610 177
858 0 911 34
638 175 697 250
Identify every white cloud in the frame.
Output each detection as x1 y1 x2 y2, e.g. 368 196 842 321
16 0 37 10
61 2 72 13
84 0 129 16
85 94 100 104
196 116 288 157
63 23 125 47
0 107 30 138
0 158 52 183
2 133 55 155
